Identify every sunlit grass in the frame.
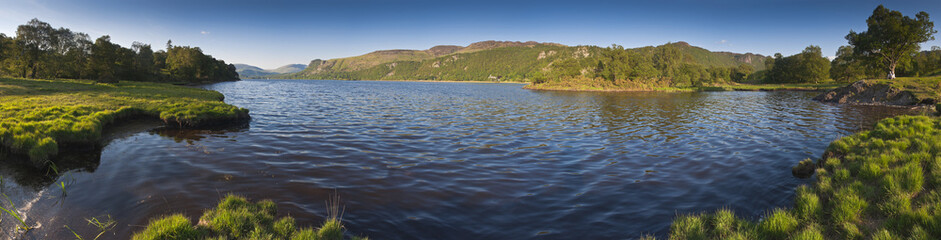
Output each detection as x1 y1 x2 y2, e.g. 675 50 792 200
873 76 941 101
0 77 248 166
133 194 368 240
660 115 941 239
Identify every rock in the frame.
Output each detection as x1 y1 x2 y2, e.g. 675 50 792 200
813 80 919 106
573 47 590 58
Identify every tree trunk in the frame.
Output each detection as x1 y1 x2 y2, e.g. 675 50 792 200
888 61 897 79
29 62 37 79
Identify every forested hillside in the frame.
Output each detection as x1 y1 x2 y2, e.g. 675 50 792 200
281 41 767 88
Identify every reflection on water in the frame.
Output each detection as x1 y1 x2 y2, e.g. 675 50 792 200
0 80 917 239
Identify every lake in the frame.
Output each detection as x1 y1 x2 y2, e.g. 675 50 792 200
0 80 914 239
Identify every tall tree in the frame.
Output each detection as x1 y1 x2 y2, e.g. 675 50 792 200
830 46 868 82
846 5 936 79
15 19 55 78
88 35 120 83
0 34 14 76
132 42 156 81
766 46 830 83
796 45 830 83
0 34 8 65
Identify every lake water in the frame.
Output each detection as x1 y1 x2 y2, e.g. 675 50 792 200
0 80 915 239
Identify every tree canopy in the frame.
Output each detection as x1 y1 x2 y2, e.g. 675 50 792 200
846 5 936 79
765 46 831 84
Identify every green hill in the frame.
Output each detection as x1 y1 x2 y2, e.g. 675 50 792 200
280 41 767 86
286 40 563 79
269 64 307 74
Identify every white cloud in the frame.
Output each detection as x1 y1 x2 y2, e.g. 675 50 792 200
200 30 210 35
717 39 728 44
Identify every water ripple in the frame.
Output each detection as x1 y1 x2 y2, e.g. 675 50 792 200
1 80 917 240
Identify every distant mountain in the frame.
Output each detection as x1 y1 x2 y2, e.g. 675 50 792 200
269 64 306 74
234 64 306 78
277 40 766 84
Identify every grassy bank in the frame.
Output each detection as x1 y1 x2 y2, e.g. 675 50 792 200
0 78 249 165
660 115 941 239
872 76 941 101
134 195 367 240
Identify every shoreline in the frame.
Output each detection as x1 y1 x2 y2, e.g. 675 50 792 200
522 84 838 93
251 78 528 84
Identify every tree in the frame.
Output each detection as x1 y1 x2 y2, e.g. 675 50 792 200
846 5 936 79
15 19 55 78
796 45 830 83
132 42 156 81
731 63 754 82
766 46 830 83
88 35 120 83
165 45 203 81
0 34 9 66
830 46 868 82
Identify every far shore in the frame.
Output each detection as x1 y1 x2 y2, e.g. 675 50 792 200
250 78 528 84
522 82 844 93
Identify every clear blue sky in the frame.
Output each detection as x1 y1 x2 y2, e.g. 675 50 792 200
1 0 939 69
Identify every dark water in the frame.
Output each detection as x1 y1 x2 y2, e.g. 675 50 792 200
0 80 918 239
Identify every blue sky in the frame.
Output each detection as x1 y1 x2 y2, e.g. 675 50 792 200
1 0 939 69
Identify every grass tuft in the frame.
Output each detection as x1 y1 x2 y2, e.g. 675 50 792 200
133 194 361 240
757 208 798 239
132 214 201 240
794 185 821 221
669 214 706 240
791 225 824 240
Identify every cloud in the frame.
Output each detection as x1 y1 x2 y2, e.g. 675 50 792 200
717 39 728 44
200 30 210 35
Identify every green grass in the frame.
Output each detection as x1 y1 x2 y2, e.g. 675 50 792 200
133 194 367 240
660 115 941 239
873 76 941 102
0 77 248 166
